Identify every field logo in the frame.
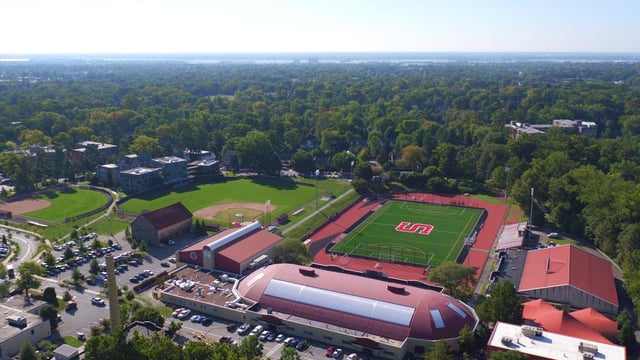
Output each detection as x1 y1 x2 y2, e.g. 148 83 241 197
395 221 434 235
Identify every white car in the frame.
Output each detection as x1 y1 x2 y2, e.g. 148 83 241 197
177 309 192 320
275 334 285 343
90 297 105 306
347 353 358 360
250 324 263 336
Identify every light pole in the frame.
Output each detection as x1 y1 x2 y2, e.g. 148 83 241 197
315 169 320 209
504 166 510 203
350 160 355 179
265 200 270 225
529 187 534 229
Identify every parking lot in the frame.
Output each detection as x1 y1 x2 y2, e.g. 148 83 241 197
165 311 363 360
42 233 367 359
43 233 174 292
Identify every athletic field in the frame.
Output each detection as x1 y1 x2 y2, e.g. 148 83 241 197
330 200 484 267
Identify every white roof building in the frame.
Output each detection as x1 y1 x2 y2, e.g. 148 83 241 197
487 321 625 360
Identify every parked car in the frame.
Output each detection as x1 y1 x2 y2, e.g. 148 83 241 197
275 334 286 343
288 338 300 348
296 340 308 351
259 330 270 341
325 346 336 357
91 297 105 306
160 262 170 267
200 316 212 326
237 323 252 336
66 301 77 311
332 348 343 358
177 309 191 320
172 308 185 317
250 324 263 336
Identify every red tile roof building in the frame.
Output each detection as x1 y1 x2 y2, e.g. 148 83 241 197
178 221 281 274
518 245 618 315
522 299 616 344
131 202 192 245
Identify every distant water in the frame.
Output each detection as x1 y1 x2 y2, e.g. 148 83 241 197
3 52 640 64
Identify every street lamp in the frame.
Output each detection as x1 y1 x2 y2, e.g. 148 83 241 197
315 169 320 209
529 187 534 229
265 200 270 225
504 166 510 203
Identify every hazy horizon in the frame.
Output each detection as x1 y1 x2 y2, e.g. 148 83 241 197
1 0 638 54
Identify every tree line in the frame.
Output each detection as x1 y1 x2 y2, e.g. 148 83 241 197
2 59 640 321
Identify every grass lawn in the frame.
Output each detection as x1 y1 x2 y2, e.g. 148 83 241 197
25 188 108 222
88 215 131 236
121 177 351 218
331 200 484 267
62 335 83 347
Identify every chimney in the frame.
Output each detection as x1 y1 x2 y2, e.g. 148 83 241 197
105 253 122 330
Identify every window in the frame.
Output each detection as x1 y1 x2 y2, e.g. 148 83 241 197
430 309 445 328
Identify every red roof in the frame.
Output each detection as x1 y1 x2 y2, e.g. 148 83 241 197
135 202 192 230
216 229 282 263
522 299 615 344
570 308 618 340
522 298 557 320
518 245 618 306
238 264 478 341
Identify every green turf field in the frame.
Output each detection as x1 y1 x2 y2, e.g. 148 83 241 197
25 188 109 222
330 200 484 267
120 177 351 218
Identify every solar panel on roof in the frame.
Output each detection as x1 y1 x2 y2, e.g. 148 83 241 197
430 309 445 328
265 279 414 326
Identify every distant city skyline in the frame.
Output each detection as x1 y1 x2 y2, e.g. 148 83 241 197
1 0 639 54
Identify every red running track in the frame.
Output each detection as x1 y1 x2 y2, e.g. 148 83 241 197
308 193 508 284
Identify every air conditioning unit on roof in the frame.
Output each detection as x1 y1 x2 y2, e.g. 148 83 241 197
521 325 543 337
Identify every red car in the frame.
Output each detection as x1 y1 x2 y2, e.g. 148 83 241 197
325 346 336 357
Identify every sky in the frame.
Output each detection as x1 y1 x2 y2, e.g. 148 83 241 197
1 0 638 54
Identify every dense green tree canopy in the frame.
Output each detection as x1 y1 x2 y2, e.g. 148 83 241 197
2 59 640 319
476 279 522 325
